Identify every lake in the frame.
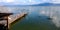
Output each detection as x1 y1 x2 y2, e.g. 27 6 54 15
7 6 60 30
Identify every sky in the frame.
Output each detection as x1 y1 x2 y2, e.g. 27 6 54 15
0 0 60 5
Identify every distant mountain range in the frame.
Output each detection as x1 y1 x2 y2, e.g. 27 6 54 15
0 3 60 6
30 3 60 6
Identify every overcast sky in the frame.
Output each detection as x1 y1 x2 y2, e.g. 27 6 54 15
0 0 60 5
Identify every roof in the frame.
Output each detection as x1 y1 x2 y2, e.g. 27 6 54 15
0 13 13 18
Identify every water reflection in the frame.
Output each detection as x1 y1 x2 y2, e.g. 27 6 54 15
7 6 60 30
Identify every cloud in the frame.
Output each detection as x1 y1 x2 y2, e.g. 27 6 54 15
0 0 46 5
49 0 60 4
6 0 14 2
0 0 60 5
13 0 42 5
0 0 14 2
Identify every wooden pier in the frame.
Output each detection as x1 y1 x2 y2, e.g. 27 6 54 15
0 6 27 29
8 12 27 28
8 12 27 24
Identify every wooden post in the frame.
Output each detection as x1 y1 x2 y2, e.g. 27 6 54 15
0 13 13 30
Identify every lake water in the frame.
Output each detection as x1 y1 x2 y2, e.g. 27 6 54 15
7 6 60 30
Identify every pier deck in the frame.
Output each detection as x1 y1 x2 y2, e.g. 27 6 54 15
8 12 27 28
8 12 27 24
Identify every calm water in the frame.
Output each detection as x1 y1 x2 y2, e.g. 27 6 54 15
8 6 60 30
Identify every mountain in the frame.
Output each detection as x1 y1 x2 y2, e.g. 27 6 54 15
30 3 60 6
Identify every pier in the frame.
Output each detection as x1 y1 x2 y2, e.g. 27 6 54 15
8 12 27 24
8 12 27 28
0 6 27 29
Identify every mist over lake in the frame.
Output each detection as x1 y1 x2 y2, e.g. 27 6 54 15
6 6 60 30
